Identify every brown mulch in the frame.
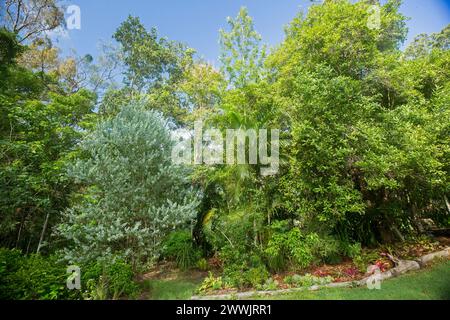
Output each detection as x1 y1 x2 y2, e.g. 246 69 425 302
138 261 208 282
275 236 450 285
387 237 448 260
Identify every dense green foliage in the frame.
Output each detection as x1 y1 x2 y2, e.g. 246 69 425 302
0 248 137 300
0 0 449 299
0 248 79 300
274 1 449 245
161 230 202 270
193 0 449 288
0 27 96 254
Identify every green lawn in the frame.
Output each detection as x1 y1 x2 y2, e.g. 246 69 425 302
140 276 204 300
140 260 450 300
261 260 450 300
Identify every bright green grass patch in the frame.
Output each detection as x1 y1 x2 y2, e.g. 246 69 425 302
261 260 450 300
141 277 203 300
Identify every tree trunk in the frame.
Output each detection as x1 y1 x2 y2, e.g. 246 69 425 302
444 195 450 215
26 236 32 255
36 213 50 254
409 200 423 233
253 217 258 247
16 219 23 248
391 224 405 242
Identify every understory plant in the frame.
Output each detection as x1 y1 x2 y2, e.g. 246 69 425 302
264 221 344 271
0 248 81 300
197 271 225 293
161 230 202 270
81 259 138 300
283 274 334 288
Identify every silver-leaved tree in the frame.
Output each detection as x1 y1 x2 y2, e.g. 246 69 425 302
55 102 200 267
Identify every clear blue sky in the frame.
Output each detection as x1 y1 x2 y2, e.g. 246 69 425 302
57 0 450 65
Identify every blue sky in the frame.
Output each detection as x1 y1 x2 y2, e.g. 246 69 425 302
57 0 450 65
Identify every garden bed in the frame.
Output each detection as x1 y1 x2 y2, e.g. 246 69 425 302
191 242 450 300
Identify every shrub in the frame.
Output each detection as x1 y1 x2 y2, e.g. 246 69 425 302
264 222 317 270
244 266 270 287
0 248 81 300
219 245 244 286
82 259 138 300
161 230 202 270
219 245 268 288
265 222 352 269
176 242 201 271
310 235 342 264
284 273 333 288
341 242 362 259
257 278 279 291
353 251 380 273
0 248 139 300
196 258 209 271
197 272 224 293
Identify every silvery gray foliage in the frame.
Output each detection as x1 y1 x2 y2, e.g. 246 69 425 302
55 102 200 265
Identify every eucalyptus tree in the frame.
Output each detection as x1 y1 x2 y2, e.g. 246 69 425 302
219 7 267 89
2 0 65 43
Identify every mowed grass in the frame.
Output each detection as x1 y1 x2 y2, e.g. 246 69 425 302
140 276 204 300
262 260 450 300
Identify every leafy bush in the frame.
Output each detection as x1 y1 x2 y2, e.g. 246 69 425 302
0 248 80 300
283 274 299 286
82 259 138 300
264 221 352 270
257 278 279 291
219 245 268 288
310 235 342 264
244 266 270 287
161 230 202 270
218 245 244 286
264 222 318 270
177 243 201 271
197 272 224 293
353 251 380 273
202 208 258 254
0 248 138 300
283 273 333 287
341 242 362 259
196 258 209 271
